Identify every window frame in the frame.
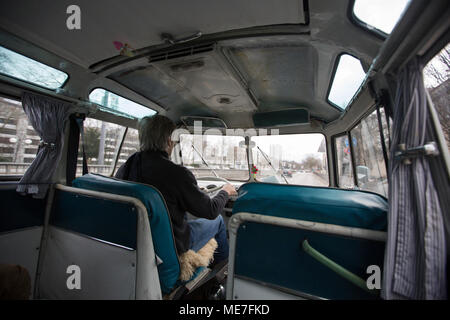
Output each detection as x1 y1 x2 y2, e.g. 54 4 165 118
421 42 450 178
343 105 390 197
75 117 129 178
0 45 69 90
88 87 158 120
110 126 129 177
346 0 389 40
332 132 356 189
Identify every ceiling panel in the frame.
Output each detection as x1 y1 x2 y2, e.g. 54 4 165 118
229 46 316 112
0 0 305 68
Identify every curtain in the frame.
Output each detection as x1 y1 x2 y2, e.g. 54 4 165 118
16 92 73 199
382 58 448 299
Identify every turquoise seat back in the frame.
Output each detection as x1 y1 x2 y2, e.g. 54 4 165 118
231 183 388 299
72 174 180 294
233 183 387 230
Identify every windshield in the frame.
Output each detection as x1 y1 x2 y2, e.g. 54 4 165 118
178 134 249 181
251 133 328 186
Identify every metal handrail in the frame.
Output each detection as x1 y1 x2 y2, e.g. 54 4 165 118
302 239 378 295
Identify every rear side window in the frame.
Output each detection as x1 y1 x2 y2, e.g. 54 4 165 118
350 110 388 197
0 96 39 175
0 45 68 89
328 54 366 110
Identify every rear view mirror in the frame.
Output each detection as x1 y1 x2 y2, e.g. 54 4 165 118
239 141 255 148
253 108 309 128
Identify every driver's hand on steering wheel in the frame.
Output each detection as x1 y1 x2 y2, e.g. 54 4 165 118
222 183 237 196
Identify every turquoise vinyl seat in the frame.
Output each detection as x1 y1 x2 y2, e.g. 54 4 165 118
72 173 181 294
231 183 388 299
232 182 388 230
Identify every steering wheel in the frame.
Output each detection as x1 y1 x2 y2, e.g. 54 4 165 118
196 176 231 193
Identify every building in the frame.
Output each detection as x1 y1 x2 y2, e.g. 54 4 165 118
0 97 39 174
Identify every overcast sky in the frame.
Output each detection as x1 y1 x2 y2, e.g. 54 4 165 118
329 0 411 109
353 0 410 34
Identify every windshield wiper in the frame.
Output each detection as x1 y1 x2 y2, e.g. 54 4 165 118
191 144 220 178
256 146 289 184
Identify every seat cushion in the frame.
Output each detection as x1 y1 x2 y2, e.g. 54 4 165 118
72 173 180 294
232 182 388 231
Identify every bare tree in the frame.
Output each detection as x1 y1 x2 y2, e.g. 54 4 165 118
302 155 321 170
423 44 450 88
423 44 450 150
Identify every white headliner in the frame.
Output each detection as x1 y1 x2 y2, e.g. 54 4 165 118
0 0 305 68
0 0 390 129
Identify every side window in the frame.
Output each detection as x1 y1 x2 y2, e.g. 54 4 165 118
77 118 126 176
352 0 410 35
0 45 68 90
423 43 449 152
0 96 39 175
334 134 355 188
328 54 366 110
350 110 388 197
114 128 139 175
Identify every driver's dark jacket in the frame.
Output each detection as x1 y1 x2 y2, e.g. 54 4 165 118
115 150 229 255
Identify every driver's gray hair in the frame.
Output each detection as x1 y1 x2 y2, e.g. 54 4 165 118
138 115 176 152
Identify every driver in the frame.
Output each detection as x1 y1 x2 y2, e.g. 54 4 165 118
115 115 237 267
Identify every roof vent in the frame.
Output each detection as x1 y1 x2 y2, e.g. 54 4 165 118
148 43 215 63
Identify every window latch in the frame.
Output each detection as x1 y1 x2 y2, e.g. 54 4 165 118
395 142 439 164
